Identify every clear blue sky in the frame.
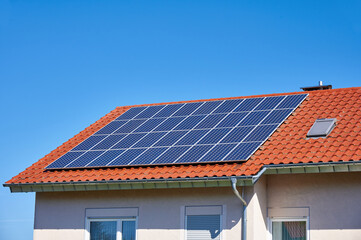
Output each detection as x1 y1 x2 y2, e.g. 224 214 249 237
0 0 360 239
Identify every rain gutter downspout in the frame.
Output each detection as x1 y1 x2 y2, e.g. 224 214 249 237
231 177 247 240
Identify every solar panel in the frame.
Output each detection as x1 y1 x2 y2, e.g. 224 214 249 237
46 94 307 169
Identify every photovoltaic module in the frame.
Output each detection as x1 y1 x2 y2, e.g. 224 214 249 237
46 94 307 169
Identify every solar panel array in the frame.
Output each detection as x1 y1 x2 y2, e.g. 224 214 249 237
46 94 307 169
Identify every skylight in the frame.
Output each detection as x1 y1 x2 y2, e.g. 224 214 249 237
307 118 336 138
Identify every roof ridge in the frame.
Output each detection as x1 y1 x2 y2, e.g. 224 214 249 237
115 86 361 109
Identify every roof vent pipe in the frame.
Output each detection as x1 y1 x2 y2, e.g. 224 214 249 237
300 82 332 91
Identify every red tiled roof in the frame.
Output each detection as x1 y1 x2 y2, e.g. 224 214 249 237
6 87 361 184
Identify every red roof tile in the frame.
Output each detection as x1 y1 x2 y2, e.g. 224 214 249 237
5 87 361 184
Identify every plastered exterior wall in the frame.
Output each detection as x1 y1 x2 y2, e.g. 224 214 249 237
267 172 361 240
34 187 244 240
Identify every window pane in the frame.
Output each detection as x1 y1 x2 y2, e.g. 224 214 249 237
187 215 220 240
90 221 117 240
272 221 306 240
122 221 136 240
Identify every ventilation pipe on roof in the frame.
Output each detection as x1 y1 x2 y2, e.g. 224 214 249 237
300 81 332 91
231 177 247 240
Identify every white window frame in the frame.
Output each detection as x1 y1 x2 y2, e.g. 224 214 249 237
85 217 137 240
268 217 309 240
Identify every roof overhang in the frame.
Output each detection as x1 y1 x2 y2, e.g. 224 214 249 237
4 161 361 193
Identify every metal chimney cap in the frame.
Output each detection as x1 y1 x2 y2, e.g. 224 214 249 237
301 82 332 91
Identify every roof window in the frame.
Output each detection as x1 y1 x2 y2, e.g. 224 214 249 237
307 118 336 138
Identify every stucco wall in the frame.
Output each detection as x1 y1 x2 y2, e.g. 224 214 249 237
34 187 244 240
267 172 361 240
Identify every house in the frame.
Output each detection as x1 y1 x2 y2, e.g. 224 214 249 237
4 86 361 240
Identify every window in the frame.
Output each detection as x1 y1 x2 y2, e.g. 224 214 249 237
270 218 308 240
86 218 136 240
185 206 223 240
307 118 336 138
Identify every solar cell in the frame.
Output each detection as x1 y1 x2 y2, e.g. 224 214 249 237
95 121 128 135
175 145 213 163
224 142 261 160
213 99 243 113
46 94 307 169
133 118 166 133
200 144 237 162
192 101 223 115
233 98 263 112
72 135 107 151
173 102 203 116
154 131 188 147
216 112 248 128
87 150 125 167
116 107 147 120
111 133 147 149
238 111 270 126
66 151 104 168
108 148 146 166
114 119 147 134
152 146 190 164
131 147 168 165
174 115 206 130
195 114 227 129
153 117 186 131
198 128 231 144
175 129 209 146
134 105 165 119
153 104 184 118
255 96 284 110
92 134 127 150
132 132 167 148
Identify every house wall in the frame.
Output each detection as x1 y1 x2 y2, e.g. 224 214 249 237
267 172 361 240
33 187 245 240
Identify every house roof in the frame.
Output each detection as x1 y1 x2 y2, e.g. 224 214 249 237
5 87 361 185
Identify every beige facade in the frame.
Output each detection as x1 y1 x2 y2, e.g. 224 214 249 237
33 172 361 240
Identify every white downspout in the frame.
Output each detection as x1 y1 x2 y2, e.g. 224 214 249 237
231 177 247 240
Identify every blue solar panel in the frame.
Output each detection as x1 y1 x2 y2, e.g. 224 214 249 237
200 144 237 162
224 142 261 160
192 101 223 115
213 99 243 113
233 98 263 112
108 148 146 166
131 147 168 165
153 117 186 131
116 107 147 120
154 131 188 147
66 151 104 168
72 135 107 151
174 115 206 130
216 112 248 128
153 104 184 118
175 145 213 163
173 102 203 116
220 126 254 143
198 128 231 144
133 118 166 133
95 121 128 135
87 150 125 167
152 146 190 164
238 111 270 126
255 96 285 110
175 129 209 146
92 134 127 150
111 133 147 149
46 94 307 169
114 119 147 134
134 105 165 119
195 114 227 129
132 132 167 148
